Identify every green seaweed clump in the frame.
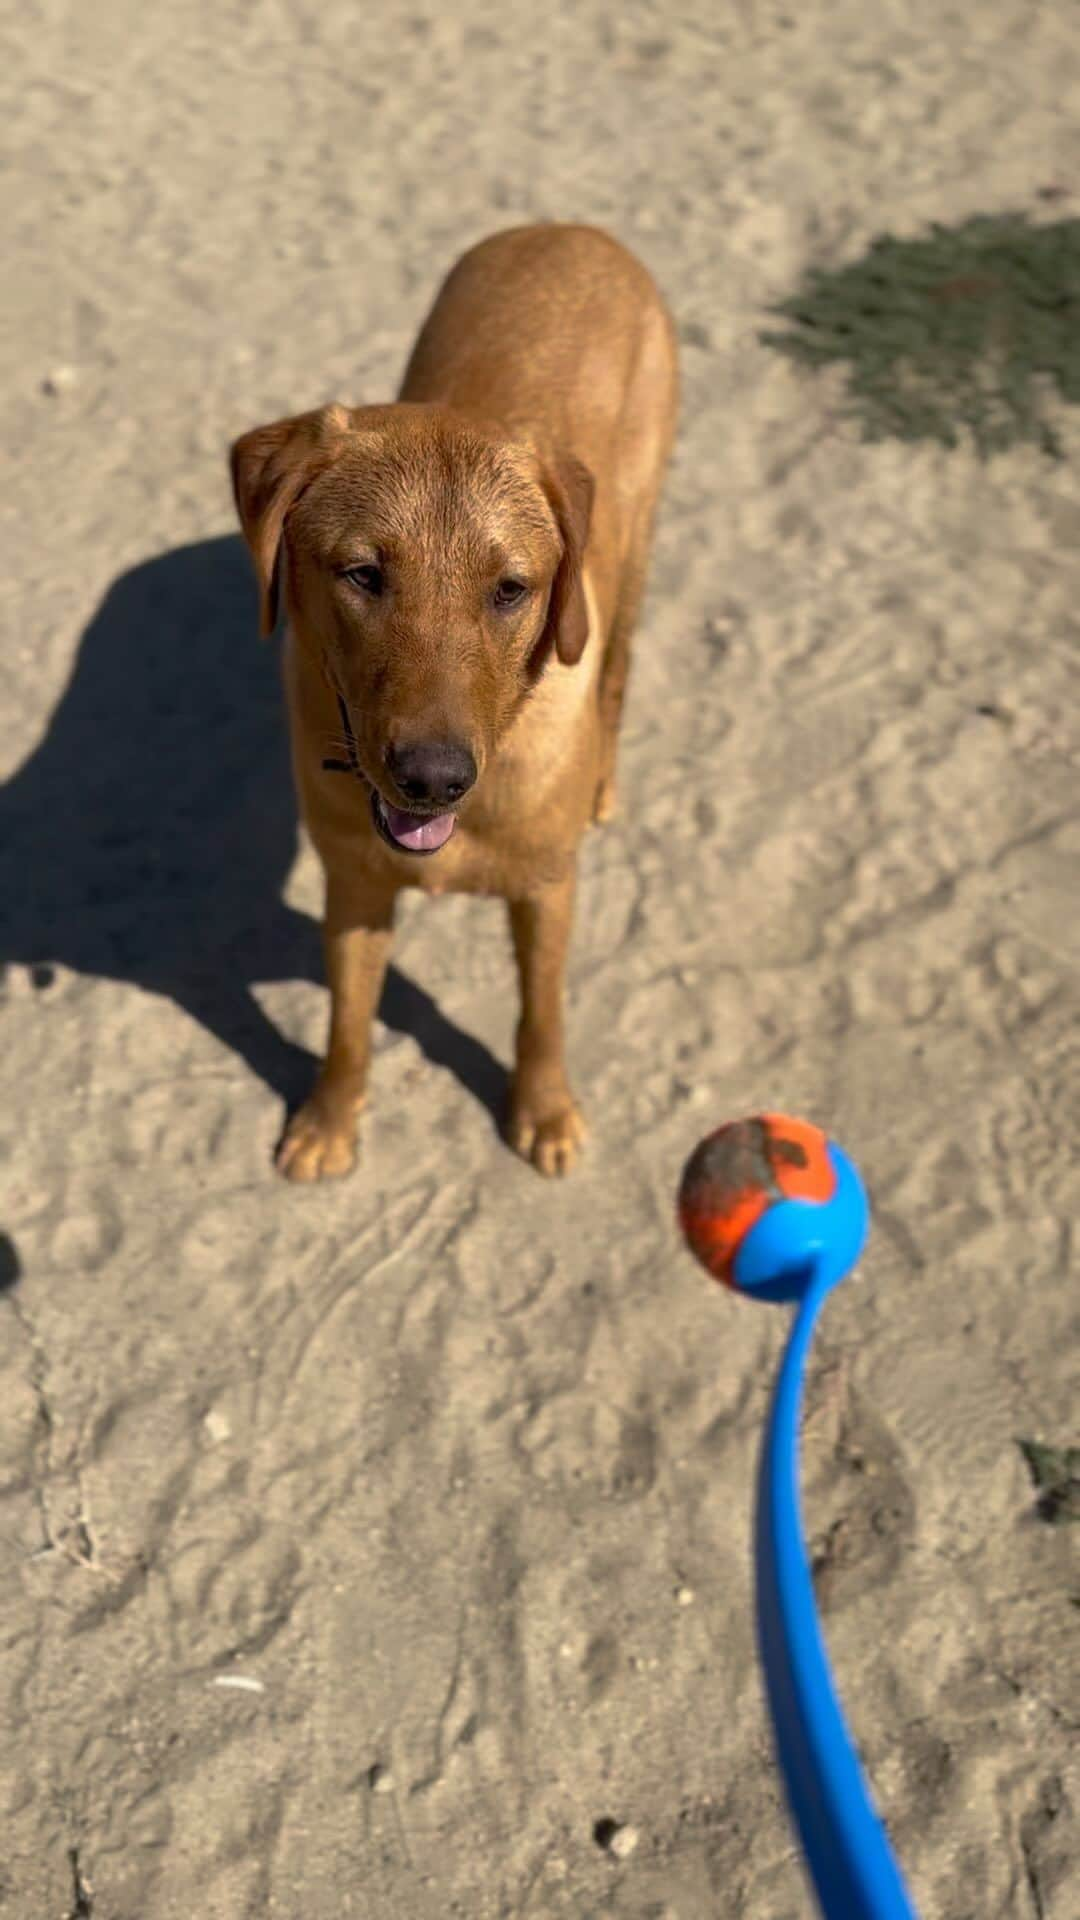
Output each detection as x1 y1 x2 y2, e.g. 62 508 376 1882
761 214 1080 457
1017 1438 1080 1526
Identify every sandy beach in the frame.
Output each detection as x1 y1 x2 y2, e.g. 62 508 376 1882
1 2 1078 1914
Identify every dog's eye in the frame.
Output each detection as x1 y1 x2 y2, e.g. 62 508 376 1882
493 578 528 610
343 563 384 597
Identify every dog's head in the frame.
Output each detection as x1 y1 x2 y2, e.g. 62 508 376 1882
230 403 593 857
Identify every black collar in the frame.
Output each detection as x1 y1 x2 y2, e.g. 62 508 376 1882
322 693 364 779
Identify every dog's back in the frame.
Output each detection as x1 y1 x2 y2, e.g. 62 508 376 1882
400 224 678 509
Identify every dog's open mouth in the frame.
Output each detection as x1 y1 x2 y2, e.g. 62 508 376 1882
371 789 458 856
322 699 460 856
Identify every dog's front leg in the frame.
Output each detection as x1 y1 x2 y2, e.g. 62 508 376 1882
276 871 396 1181
507 869 586 1177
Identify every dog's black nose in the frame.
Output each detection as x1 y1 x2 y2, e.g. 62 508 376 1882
384 739 478 808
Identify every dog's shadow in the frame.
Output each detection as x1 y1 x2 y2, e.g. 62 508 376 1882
0 535 506 1129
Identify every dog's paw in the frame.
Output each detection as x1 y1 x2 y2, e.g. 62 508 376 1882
508 1093 587 1177
275 1100 358 1182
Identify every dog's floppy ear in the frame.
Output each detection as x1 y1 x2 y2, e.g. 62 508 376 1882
229 404 350 636
539 452 595 666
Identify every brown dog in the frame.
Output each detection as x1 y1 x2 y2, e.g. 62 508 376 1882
231 224 677 1180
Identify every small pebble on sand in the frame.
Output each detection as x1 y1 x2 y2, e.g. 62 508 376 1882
41 366 77 396
594 1817 639 1859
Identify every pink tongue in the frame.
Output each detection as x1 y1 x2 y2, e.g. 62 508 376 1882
382 802 456 852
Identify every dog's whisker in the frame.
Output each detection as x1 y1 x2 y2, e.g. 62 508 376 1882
321 730 370 783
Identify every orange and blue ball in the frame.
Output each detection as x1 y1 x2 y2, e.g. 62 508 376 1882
678 1113 867 1304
